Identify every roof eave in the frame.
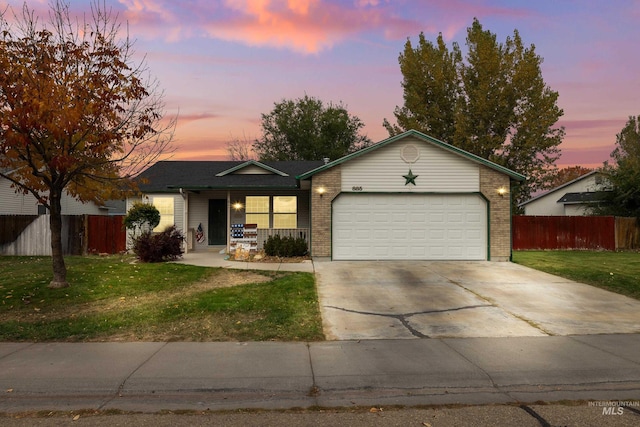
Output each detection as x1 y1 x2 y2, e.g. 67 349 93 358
164 184 302 190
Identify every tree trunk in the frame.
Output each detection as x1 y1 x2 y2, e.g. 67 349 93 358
48 190 69 289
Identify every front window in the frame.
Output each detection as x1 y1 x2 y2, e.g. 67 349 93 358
245 196 270 229
152 197 174 232
273 196 297 228
244 196 297 229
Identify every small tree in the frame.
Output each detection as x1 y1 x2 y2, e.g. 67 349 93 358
253 95 372 161
123 202 160 235
0 1 175 288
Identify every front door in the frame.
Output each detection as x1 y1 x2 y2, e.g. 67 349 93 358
208 199 227 245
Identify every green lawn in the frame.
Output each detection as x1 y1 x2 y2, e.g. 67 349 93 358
0 255 324 342
513 250 640 300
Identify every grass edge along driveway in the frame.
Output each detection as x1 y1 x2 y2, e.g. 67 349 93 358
513 250 640 300
0 255 324 342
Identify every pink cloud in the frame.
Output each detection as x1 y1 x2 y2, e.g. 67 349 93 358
115 0 425 53
558 118 626 140
111 0 539 54
176 112 222 127
170 137 232 160
204 0 423 53
557 144 614 168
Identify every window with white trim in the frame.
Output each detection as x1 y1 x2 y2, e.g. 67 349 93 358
245 196 270 229
273 196 297 229
152 197 174 232
244 196 297 229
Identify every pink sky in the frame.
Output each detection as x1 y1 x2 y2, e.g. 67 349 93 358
3 0 639 168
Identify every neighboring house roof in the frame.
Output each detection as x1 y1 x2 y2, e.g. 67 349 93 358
296 130 526 181
519 170 600 207
557 191 610 205
102 199 127 214
137 160 325 192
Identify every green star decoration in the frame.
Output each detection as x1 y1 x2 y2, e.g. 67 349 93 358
403 169 418 186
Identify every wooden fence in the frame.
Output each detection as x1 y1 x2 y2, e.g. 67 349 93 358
85 215 126 254
0 215 126 256
513 216 640 250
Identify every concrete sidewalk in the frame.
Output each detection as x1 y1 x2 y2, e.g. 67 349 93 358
173 250 315 273
1 335 640 413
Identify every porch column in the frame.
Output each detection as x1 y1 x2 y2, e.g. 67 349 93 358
226 191 231 253
183 190 189 254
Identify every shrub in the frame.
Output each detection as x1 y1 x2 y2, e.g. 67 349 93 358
124 202 160 233
263 235 308 257
132 225 184 262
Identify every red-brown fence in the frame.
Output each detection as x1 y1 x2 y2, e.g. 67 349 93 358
86 215 126 254
0 214 127 255
512 216 640 250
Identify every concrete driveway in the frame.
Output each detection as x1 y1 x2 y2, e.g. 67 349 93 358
314 260 640 340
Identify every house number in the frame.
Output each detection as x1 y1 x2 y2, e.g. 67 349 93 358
352 186 363 191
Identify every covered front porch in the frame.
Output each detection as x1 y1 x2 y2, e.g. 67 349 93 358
181 189 311 254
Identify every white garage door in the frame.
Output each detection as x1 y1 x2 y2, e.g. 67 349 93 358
332 194 487 260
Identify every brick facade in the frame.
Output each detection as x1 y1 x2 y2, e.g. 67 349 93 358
310 166 341 257
479 165 512 261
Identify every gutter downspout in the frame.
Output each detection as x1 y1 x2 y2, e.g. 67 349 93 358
226 191 231 254
180 188 189 254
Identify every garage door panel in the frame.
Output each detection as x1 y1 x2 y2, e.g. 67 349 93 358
429 212 445 223
392 212 407 222
333 194 487 260
429 229 445 241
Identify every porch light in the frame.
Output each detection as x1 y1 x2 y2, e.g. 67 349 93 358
316 187 326 197
497 187 508 197
232 202 244 211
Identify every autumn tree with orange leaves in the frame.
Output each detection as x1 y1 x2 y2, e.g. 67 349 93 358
0 1 175 288
547 166 593 189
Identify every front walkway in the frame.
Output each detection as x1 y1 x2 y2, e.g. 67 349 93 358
174 250 315 273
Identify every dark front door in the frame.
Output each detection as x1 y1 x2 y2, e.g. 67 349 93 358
208 199 227 245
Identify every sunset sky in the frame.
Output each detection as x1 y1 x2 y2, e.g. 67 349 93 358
3 0 639 168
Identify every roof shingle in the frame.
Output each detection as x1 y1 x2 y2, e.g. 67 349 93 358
137 161 324 192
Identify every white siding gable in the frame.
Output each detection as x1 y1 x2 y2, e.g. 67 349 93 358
341 136 479 192
233 164 274 174
523 173 604 216
1 177 105 215
1 178 38 214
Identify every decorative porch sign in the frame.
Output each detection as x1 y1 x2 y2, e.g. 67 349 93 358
195 223 206 244
230 223 258 253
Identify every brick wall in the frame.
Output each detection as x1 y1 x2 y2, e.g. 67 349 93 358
480 165 512 261
310 166 341 257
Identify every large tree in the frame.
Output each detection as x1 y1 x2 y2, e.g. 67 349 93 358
0 1 175 288
253 94 372 161
384 19 565 204
596 116 640 216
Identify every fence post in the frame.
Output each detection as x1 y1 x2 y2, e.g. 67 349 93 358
83 215 89 255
